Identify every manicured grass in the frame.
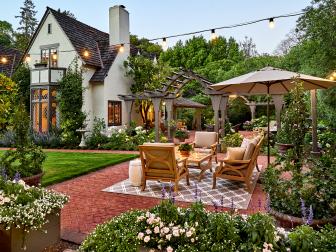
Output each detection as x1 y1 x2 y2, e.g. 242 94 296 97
0 150 138 186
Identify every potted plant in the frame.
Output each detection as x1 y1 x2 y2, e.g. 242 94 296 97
262 80 336 228
178 143 193 157
168 120 177 140
34 60 48 68
0 103 46 186
0 176 68 252
174 129 189 143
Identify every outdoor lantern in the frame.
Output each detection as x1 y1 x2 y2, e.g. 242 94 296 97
119 44 125 53
211 29 217 41
1 57 7 64
52 53 58 60
25 54 31 62
269 18 275 29
83 49 90 58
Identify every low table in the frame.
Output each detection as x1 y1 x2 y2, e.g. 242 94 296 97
178 151 213 181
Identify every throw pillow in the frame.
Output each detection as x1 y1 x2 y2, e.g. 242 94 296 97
227 147 246 160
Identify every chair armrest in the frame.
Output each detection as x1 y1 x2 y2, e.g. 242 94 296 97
220 159 251 165
210 143 217 153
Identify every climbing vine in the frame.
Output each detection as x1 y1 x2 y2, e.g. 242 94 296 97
58 59 86 146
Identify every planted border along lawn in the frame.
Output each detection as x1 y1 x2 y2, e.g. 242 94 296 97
0 150 138 187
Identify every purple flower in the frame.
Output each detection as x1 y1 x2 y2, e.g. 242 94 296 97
194 183 198 200
307 205 314 225
169 182 173 199
258 197 262 211
220 196 224 211
300 198 307 222
212 200 219 212
1 168 7 181
230 198 235 210
161 183 166 200
265 194 271 212
14 172 21 182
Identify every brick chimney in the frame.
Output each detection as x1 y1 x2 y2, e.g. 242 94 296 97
109 5 130 46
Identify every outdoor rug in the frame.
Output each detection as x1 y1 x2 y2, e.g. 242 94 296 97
103 164 261 210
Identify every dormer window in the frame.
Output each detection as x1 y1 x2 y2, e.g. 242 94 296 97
40 48 58 67
48 23 52 34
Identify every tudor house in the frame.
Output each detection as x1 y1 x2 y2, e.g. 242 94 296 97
25 5 133 132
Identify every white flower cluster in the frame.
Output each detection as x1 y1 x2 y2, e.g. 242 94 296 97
136 211 197 251
0 179 68 232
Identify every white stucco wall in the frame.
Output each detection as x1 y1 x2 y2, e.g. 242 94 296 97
102 44 132 127
27 12 79 70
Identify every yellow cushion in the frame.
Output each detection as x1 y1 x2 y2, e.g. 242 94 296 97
227 147 246 160
194 131 217 148
243 141 255 160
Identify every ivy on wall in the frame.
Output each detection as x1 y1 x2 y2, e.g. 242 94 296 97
57 58 86 146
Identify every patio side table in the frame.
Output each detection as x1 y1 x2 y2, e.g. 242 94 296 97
129 159 142 186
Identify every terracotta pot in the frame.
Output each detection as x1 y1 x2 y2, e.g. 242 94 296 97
0 210 60 252
276 143 294 154
22 172 44 187
269 208 336 229
179 150 190 157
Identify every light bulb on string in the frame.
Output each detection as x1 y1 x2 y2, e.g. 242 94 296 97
119 44 125 53
210 29 217 41
25 54 31 62
333 72 336 78
1 57 7 64
161 38 167 51
269 18 275 29
329 76 335 81
83 49 90 58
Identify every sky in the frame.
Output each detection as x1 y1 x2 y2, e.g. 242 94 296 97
2 0 311 54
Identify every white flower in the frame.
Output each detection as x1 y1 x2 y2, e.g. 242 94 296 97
154 226 160 234
163 227 170 234
137 232 144 240
144 235 150 243
172 229 179 237
195 222 198 227
166 234 172 240
149 250 155 252
166 246 173 252
326 143 331 148
146 229 152 235
186 231 192 237
191 238 195 243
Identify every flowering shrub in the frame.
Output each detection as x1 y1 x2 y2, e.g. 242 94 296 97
220 132 243 152
0 176 68 232
80 196 336 252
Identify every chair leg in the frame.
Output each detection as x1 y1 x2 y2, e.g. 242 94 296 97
174 181 179 192
246 180 252 193
212 174 217 189
141 179 146 191
186 174 190 186
215 154 218 164
256 162 260 172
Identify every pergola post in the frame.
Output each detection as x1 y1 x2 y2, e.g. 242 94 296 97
249 101 257 120
272 95 284 132
194 109 202 131
220 96 228 135
210 95 222 132
152 98 161 142
124 100 133 127
310 90 319 154
164 99 174 141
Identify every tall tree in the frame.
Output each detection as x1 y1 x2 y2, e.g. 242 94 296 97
15 0 38 51
12 63 30 112
239 36 258 58
0 21 14 47
124 55 171 126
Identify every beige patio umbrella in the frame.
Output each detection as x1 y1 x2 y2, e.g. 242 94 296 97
211 67 336 164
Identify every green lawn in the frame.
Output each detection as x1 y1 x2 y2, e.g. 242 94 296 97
0 151 138 186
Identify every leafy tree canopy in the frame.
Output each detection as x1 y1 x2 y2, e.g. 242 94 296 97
0 20 14 47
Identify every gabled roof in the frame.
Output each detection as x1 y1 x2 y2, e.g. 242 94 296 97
0 45 22 77
25 7 138 82
174 97 206 109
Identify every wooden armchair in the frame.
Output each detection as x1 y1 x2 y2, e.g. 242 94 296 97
213 134 264 192
139 144 190 192
192 131 218 163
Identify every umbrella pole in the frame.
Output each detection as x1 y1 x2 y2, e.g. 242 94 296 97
267 85 270 166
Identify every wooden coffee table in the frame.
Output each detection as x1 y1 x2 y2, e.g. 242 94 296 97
183 152 213 181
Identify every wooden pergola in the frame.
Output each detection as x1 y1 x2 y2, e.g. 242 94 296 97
119 68 229 142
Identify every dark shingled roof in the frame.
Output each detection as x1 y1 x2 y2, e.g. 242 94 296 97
44 7 138 83
174 97 206 109
0 45 22 78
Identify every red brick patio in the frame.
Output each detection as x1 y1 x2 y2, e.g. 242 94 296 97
49 152 272 244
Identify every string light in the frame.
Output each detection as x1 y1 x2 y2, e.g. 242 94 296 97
333 72 336 78
52 53 58 60
211 29 217 41
269 18 275 29
1 57 7 64
330 76 335 81
119 44 125 53
162 38 167 51
25 54 31 62
83 49 90 58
